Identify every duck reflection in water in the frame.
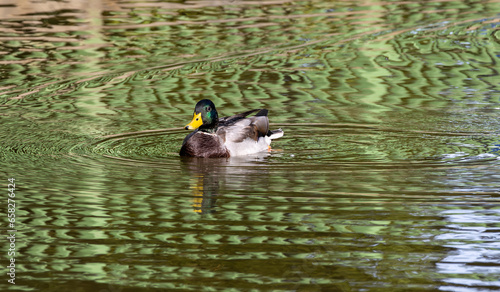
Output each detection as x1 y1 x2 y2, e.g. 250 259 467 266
183 158 220 214
180 155 273 214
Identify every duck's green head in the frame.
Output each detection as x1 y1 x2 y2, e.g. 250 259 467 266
185 99 219 131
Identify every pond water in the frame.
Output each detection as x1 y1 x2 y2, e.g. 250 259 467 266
2 0 500 291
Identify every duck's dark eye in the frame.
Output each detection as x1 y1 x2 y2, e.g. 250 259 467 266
196 118 199 121
206 106 211 112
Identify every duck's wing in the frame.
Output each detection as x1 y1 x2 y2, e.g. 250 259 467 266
218 109 270 143
218 109 264 125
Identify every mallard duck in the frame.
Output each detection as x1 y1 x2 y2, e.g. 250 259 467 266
180 99 284 158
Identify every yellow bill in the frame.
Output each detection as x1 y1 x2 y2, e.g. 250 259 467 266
185 112 203 130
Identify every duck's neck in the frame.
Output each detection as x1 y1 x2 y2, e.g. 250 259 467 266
199 120 218 133
201 127 217 134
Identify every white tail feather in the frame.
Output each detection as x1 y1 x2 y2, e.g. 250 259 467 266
269 128 284 139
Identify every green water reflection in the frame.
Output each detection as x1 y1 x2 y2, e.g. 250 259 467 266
1 0 500 291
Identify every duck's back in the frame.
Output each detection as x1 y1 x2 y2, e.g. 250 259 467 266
216 110 273 156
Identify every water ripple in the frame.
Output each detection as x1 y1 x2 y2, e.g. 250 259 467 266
2 1 500 291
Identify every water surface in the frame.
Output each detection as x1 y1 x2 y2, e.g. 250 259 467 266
1 0 500 291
